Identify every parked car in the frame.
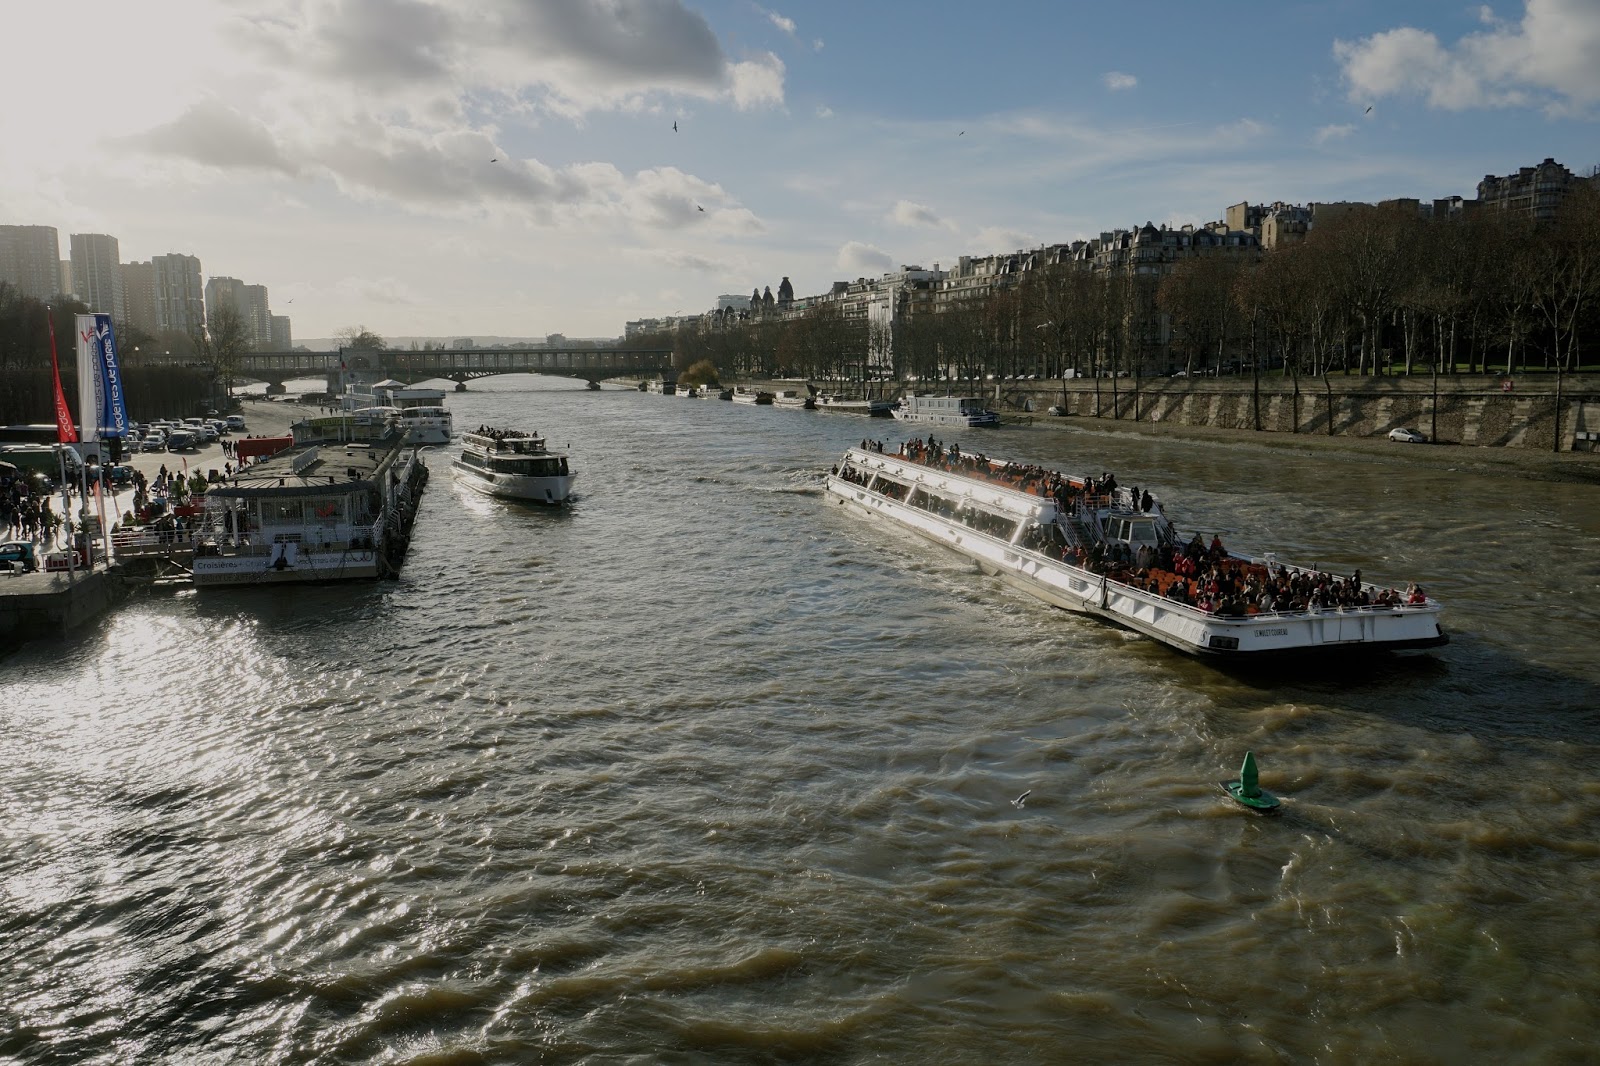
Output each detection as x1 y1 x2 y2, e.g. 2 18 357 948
225 415 247 431
0 541 39 573
166 429 198 450
142 431 168 452
1388 427 1427 443
194 423 219 443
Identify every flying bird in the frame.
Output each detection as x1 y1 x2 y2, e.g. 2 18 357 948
490 157 498 162
696 204 704 212
1364 106 1373 114
673 121 678 132
1011 790 1031 809
958 130 965 136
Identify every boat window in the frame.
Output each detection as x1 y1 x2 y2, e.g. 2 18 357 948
266 500 304 523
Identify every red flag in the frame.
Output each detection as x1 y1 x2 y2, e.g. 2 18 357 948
48 313 79 443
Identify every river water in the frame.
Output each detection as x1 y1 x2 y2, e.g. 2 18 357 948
5 378 1599 1065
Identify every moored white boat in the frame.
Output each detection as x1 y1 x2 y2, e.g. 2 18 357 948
341 380 452 444
772 389 815 410
825 443 1447 662
452 428 575 504
191 422 427 586
816 394 895 416
731 386 772 405
890 394 998 427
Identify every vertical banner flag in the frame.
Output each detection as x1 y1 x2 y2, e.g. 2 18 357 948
48 313 79 444
76 313 129 443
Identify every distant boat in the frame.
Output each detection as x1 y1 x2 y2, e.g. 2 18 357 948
732 386 772 405
816 394 895 416
891 394 998 428
772 389 815 410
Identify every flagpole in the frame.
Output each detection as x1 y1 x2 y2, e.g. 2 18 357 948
47 309 79 582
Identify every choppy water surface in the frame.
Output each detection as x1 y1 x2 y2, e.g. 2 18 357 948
5 379 1599 1065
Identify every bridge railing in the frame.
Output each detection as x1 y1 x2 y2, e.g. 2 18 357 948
234 348 673 376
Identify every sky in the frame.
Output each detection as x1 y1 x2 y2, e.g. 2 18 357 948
2 0 1597 343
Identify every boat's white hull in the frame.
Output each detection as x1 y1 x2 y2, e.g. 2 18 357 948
452 459 574 503
825 460 1446 660
406 423 452 445
818 399 893 415
192 548 382 585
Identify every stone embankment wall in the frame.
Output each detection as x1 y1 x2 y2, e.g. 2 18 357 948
996 375 1600 452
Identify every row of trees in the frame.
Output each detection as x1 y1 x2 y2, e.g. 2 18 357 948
646 185 1600 387
0 282 250 424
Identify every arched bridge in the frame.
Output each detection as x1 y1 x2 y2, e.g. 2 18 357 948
234 347 673 386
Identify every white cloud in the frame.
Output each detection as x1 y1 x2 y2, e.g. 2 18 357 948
1314 123 1357 145
764 8 796 36
888 199 948 228
1103 71 1138 91
130 99 301 175
232 0 786 117
1334 0 1600 115
729 53 787 110
816 104 834 119
836 241 895 275
970 226 1038 252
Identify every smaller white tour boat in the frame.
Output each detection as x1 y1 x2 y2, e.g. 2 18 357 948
452 428 575 504
773 389 815 410
891 394 999 427
732 386 773 405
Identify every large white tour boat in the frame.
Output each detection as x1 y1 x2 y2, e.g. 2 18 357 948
825 442 1447 661
191 421 428 586
452 428 575 504
891 394 999 427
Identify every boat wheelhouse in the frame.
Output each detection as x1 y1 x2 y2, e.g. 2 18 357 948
452 428 575 504
191 422 427 586
891 394 999 427
825 444 1447 662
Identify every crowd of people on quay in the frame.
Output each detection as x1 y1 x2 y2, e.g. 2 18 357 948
1 473 62 547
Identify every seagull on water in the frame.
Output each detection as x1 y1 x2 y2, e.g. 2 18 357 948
1011 790 1031 809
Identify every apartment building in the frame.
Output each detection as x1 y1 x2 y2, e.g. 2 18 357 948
70 232 125 320
0 224 62 301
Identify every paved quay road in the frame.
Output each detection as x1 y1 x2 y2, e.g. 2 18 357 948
5 376 1599 1063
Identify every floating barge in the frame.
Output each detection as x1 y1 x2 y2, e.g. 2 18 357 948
826 444 1447 661
188 419 428 586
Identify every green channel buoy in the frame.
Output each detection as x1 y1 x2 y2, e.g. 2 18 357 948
1221 750 1280 812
